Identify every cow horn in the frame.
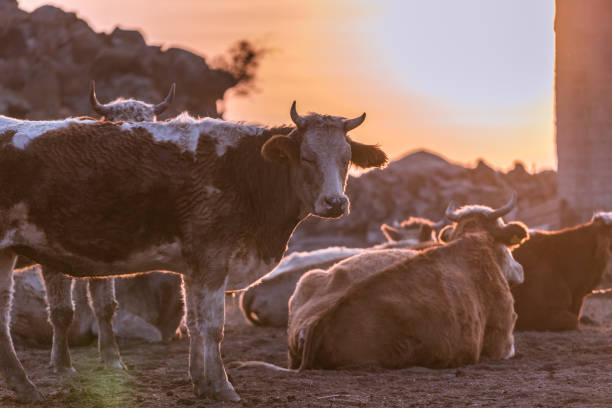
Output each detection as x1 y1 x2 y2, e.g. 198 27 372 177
486 192 517 220
344 113 366 132
290 101 306 128
445 201 460 222
154 83 176 116
89 80 109 116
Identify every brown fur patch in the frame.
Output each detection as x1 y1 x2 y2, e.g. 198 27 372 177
289 235 515 369
512 221 612 331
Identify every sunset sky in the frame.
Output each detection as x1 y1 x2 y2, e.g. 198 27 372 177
20 0 556 170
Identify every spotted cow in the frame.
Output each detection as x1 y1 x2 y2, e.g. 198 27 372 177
0 102 387 402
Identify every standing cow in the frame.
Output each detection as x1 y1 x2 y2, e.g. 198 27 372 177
511 212 612 331
12 81 179 370
287 196 526 370
0 102 387 402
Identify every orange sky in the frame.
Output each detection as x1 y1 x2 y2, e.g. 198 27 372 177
20 0 556 171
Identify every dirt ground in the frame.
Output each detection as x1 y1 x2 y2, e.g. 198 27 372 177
2 294 612 408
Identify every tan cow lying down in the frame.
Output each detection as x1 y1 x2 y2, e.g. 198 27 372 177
240 217 444 327
287 196 527 370
11 266 183 346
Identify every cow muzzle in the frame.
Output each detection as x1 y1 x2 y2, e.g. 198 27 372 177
315 195 349 218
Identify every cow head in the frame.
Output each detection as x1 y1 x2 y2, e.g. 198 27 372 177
89 81 175 122
261 101 388 218
440 193 528 284
381 217 447 243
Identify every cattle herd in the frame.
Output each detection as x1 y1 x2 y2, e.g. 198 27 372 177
0 84 610 404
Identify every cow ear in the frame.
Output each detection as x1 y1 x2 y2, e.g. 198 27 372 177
261 135 299 164
494 221 529 246
438 225 454 243
381 224 403 242
348 138 388 169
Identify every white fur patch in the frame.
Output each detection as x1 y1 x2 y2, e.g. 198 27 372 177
500 246 524 284
593 212 612 225
121 112 264 155
0 229 16 249
262 247 363 282
505 342 515 359
0 116 96 149
451 205 506 224
0 203 48 248
204 185 221 195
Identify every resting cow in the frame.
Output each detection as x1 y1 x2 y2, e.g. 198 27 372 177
287 196 526 370
380 217 447 244
0 101 387 402
240 217 443 327
511 212 612 331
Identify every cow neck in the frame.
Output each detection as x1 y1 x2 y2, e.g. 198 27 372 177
226 128 305 262
521 223 604 290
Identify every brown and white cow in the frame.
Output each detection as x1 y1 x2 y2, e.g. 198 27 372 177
13 82 180 375
287 196 526 370
511 212 612 331
0 102 387 402
240 217 444 327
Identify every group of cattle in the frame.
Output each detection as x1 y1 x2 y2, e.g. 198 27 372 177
0 83 610 403
237 197 612 371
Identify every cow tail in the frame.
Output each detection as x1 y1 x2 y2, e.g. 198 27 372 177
239 289 261 326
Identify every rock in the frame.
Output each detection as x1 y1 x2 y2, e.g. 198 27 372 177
0 2 258 120
110 27 146 49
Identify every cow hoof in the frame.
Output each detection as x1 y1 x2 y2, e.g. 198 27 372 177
52 365 77 375
14 381 43 403
106 359 127 370
193 380 240 402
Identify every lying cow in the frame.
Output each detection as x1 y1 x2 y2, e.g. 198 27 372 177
11 267 183 345
0 101 387 402
380 217 446 244
287 195 526 370
511 212 612 331
11 81 180 372
240 217 444 327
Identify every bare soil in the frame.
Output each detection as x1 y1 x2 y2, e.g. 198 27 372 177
2 295 612 408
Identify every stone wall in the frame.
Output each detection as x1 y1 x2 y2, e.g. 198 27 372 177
556 0 612 224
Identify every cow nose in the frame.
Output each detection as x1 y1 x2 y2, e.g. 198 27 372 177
325 196 347 213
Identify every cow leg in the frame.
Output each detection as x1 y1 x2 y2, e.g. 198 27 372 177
182 276 204 383
0 249 41 402
88 278 125 369
40 266 75 373
183 276 239 402
68 279 95 346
